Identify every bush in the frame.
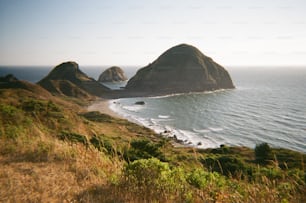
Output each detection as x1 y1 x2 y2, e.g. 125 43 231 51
201 155 250 177
58 131 88 145
90 135 115 155
124 139 165 162
0 104 23 125
255 143 272 164
123 158 186 202
22 99 45 112
2 125 23 140
187 168 226 189
81 111 113 123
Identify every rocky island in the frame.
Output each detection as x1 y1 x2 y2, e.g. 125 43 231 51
125 44 234 95
98 66 127 82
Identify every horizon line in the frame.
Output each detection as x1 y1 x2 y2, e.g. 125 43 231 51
1 64 306 68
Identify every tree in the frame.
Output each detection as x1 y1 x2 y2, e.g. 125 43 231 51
255 143 272 164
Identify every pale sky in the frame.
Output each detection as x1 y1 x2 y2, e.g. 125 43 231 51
0 0 306 67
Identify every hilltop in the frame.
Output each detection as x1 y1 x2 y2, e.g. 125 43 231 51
38 61 109 99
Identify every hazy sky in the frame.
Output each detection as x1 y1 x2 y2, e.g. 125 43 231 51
0 0 306 67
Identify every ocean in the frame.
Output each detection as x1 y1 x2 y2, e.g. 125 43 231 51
1 66 305 153
109 67 306 153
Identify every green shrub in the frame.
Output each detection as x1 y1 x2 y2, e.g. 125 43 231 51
201 155 250 177
123 139 165 162
3 125 23 139
256 167 282 179
22 99 45 112
123 158 186 202
90 135 115 155
81 111 113 123
187 168 227 189
255 143 273 164
0 104 23 125
22 99 60 115
58 131 88 145
211 144 230 154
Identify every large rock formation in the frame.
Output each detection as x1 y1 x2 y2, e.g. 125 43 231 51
38 61 109 98
126 44 234 94
98 66 127 82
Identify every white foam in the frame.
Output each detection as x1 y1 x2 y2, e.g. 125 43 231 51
158 115 170 119
149 89 229 99
208 127 224 132
122 105 144 112
193 128 211 133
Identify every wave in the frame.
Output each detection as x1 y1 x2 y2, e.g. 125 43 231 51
149 89 229 99
158 115 170 119
193 128 211 133
208 127 224 132
122 105 144 112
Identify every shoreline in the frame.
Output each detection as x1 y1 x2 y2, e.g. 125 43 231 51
87 98 188 148
87 98 124 119
87 97 306 153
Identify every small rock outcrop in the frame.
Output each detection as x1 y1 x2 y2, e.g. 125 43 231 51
98 66 127 82
135 101 145 105
38 61 109 98
125 44 234 94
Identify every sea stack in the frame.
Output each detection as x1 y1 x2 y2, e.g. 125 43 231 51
38 61 109 98
126 44 234 94
98 66 127 82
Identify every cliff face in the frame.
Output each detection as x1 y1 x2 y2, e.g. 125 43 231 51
38 61 109 98
98 66 127 82
126 44 234 94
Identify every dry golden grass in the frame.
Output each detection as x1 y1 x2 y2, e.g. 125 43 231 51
0 136 122 202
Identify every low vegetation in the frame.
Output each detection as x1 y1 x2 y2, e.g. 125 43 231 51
0 88 305 202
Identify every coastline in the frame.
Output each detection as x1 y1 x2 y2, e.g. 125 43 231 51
87 98 123 119
87 97 188 148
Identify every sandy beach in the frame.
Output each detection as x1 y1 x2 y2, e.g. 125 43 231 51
87 99 123 119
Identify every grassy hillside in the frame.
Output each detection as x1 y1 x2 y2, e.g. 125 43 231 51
0 87 305 202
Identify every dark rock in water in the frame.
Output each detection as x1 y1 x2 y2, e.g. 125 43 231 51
126 44 234 94
98 66 127 82
38 61 109 98
135 101 145 105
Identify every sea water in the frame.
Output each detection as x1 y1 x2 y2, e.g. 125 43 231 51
1 66 305 152
109 68 306 153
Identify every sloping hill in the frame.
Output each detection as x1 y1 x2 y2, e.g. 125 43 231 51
38 61 110 98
